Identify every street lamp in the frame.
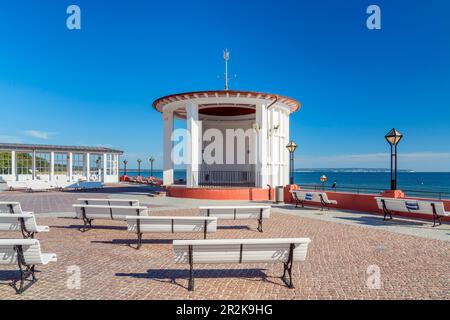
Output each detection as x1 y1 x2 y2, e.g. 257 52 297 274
286 140 298 185
385 128 403 190
149 157 155 177
320 175 328 190
123 160 128 176
137 159 142 177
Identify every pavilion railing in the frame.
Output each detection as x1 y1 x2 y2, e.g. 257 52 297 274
300 183 450 200
193 170 259 188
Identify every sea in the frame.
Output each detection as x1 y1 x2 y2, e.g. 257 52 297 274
121 170 450 199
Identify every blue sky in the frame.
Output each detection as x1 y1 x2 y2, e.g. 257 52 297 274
0 0 449 171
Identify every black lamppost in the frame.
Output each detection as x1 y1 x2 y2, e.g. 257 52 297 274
286 140 297 185
320 175 328 190
123 160 128 176
149 157 155 177
385 128 403 190
137 159 142 177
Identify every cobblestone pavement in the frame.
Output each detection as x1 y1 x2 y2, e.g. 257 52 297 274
0 204 449 300
0 185 165 214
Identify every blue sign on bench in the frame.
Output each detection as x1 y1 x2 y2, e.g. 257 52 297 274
405 201 420 211
305 193 313 201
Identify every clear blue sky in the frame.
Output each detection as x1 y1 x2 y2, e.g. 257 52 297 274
0 0 449 171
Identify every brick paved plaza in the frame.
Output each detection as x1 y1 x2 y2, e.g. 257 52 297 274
0 187 449 300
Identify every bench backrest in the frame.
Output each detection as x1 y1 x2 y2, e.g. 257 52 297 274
6 181 28 189
199 206 271 220
25 180 54 190
0 202 24 214
78 198 140 207
173 238 311 264
73 204 149 220
291 190 327 203
0 213 42 233
0 239 49 265
127 216 217 233
375 197 447 216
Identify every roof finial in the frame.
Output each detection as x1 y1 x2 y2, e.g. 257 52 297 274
223 49 230 90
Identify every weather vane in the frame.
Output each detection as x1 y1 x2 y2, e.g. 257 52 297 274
223 49 230 90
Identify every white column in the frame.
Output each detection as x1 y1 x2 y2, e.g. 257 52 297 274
103 153 107 182
68 152 73 181
50 152 55 181
186 102 200 188
11 151 16 180
163 110 174 186
256 103 268 188
115 154 120 179
284 111 290 186
32 150 36 180
86 153 90 181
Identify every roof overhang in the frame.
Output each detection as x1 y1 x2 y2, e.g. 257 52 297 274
0 143 124 154
152 90 301 119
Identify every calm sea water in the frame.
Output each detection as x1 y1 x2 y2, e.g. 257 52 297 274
121 170 450 198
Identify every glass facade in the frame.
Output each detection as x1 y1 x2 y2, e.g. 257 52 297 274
0 148 121 181
72 153 85 175
54 153 68 175
89 154 103 177
36 153 51 174
0 152 12 175
16 152 33 175
106 154 118 175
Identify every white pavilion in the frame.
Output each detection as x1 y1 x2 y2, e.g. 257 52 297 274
152 89 300 189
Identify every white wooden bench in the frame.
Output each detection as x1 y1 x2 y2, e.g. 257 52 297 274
0 201 31 214
173 238 311 291
375 197 449 227
26 180 54 192
78 198 140 206
0 213 50 238
291 190 338 210
6 181 28 191
126 216 218 249
73 204 149 232
0 239 57 294
199 206 271 232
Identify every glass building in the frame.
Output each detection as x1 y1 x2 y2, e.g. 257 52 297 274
0 143 123 183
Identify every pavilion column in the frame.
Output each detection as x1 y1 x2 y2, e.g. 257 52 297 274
50 152 55 181
186 102 200 188
103 153 107 182
68 152 73 181
32 150 36 180
85 153 90 180
255 103 268 188
11 151 16 180
163 110 174 186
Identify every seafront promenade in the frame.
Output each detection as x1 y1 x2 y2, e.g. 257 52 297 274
0 185 448 300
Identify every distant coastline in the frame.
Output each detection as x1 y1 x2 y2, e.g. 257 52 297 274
294 168 415 173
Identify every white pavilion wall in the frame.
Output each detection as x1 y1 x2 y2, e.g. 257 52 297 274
266 106 290 187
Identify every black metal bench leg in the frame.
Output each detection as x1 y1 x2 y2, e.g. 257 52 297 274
13 246 37 294
281 244 295 289
136 233 143 249
188 245 194 291
257 219 263 233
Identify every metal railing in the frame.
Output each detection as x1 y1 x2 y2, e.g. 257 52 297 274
300 183 450 200
193 171 259 188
